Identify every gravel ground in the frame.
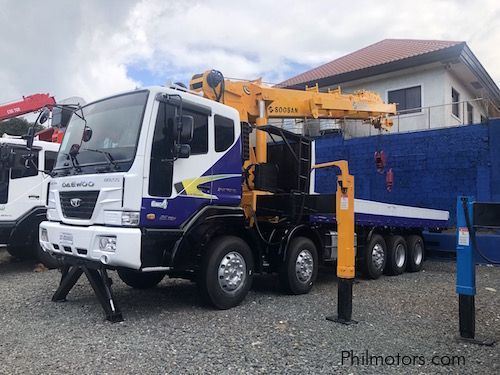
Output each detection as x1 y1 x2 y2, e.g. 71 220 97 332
0 248 498 374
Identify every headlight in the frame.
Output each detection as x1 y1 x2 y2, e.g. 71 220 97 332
98 236 116 252
40 228 48 242
104 211 140 226
121 211 140 226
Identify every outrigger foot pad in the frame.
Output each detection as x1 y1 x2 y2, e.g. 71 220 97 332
326 315 358 325
456 336 495 346
52 265 123 323
326 277 356 325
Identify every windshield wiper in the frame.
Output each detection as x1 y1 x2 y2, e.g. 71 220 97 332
81 148 118 170
60 152 81 172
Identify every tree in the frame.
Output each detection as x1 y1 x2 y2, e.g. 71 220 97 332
0 118 44 137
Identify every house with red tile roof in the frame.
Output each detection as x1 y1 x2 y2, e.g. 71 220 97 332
279 39 500 137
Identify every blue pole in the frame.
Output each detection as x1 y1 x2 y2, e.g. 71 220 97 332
456 196 476 340
456 196 475 296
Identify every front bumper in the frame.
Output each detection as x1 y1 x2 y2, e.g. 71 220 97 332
39 221 142 269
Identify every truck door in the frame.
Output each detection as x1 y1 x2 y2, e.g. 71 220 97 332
7 148 44 219
144 100 213 228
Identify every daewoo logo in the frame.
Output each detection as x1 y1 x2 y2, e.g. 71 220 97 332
70 198 82 208
62 181 95 188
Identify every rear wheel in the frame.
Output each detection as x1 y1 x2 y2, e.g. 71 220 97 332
197 236 254 309
279 237 318 294
406 235 424 272
360 234 387 279
384 235 407 275
118 269 166 289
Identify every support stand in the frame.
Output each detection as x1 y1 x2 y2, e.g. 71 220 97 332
455 197 495 346
326 278 357 325
52 265 123 323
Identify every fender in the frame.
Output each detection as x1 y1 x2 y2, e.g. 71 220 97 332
7 206 47 248
170 205 248 269
280 224 323 262
139 205 247 269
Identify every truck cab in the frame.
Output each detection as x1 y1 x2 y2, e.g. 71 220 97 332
40 87 242 270
0 137 59 265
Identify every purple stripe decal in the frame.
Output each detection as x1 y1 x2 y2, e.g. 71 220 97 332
310 213 448 229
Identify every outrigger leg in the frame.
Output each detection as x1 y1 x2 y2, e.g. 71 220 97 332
52 265 123 323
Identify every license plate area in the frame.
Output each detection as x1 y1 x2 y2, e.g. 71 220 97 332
59 233 74 245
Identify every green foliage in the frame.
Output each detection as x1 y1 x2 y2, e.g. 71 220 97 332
0 118 44 136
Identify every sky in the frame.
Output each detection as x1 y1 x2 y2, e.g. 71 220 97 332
0 0 499 104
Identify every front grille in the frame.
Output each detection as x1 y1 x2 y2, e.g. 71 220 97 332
60 191 99 219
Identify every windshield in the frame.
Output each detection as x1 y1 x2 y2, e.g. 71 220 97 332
54 91 148 173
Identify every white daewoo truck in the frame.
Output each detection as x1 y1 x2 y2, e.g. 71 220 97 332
38 71 448 321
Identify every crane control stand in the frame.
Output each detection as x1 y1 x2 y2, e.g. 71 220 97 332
456 196 499 345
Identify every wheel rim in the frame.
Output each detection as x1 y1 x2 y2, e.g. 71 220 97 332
394 243 406 268
372 244 385 270
295 249 314 283
413 242 423 265
218 251 247 292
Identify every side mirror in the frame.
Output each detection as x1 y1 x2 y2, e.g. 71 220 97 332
176 144 191 159
38 107 51 125
25 127 35 150
178 115 194 144
82 126 93 142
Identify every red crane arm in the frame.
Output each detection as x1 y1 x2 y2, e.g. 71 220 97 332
0 93 56 121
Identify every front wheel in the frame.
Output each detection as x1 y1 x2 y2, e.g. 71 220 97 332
117 269 166 289
279 237 318 295
6 245 32 260
197 236 254 309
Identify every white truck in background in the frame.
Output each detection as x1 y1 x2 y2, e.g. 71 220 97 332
0 96 83 267
0 137 60 266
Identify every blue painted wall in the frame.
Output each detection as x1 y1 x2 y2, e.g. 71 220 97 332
315 119 500 225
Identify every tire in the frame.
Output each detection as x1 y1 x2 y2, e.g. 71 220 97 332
279 237 318 295
35 242 62 269
6 245 32 260
117 269 166 289
197 236 254 309
360 234 387 279
384 235 407 275
406 235 425 272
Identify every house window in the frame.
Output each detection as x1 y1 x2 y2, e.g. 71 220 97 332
467 103 473 124
452 88 460 118
387 86 421 114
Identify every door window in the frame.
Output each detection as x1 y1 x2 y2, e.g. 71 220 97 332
11 149 38 179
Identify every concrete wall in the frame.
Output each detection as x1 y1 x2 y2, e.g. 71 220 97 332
314 119 500 225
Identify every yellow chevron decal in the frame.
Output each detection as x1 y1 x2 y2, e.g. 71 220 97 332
177 174 238 199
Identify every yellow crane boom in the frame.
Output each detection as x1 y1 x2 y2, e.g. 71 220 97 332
189 70 395 121
190 69 396 164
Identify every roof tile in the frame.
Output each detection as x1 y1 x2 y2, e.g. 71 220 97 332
279 39 463 87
